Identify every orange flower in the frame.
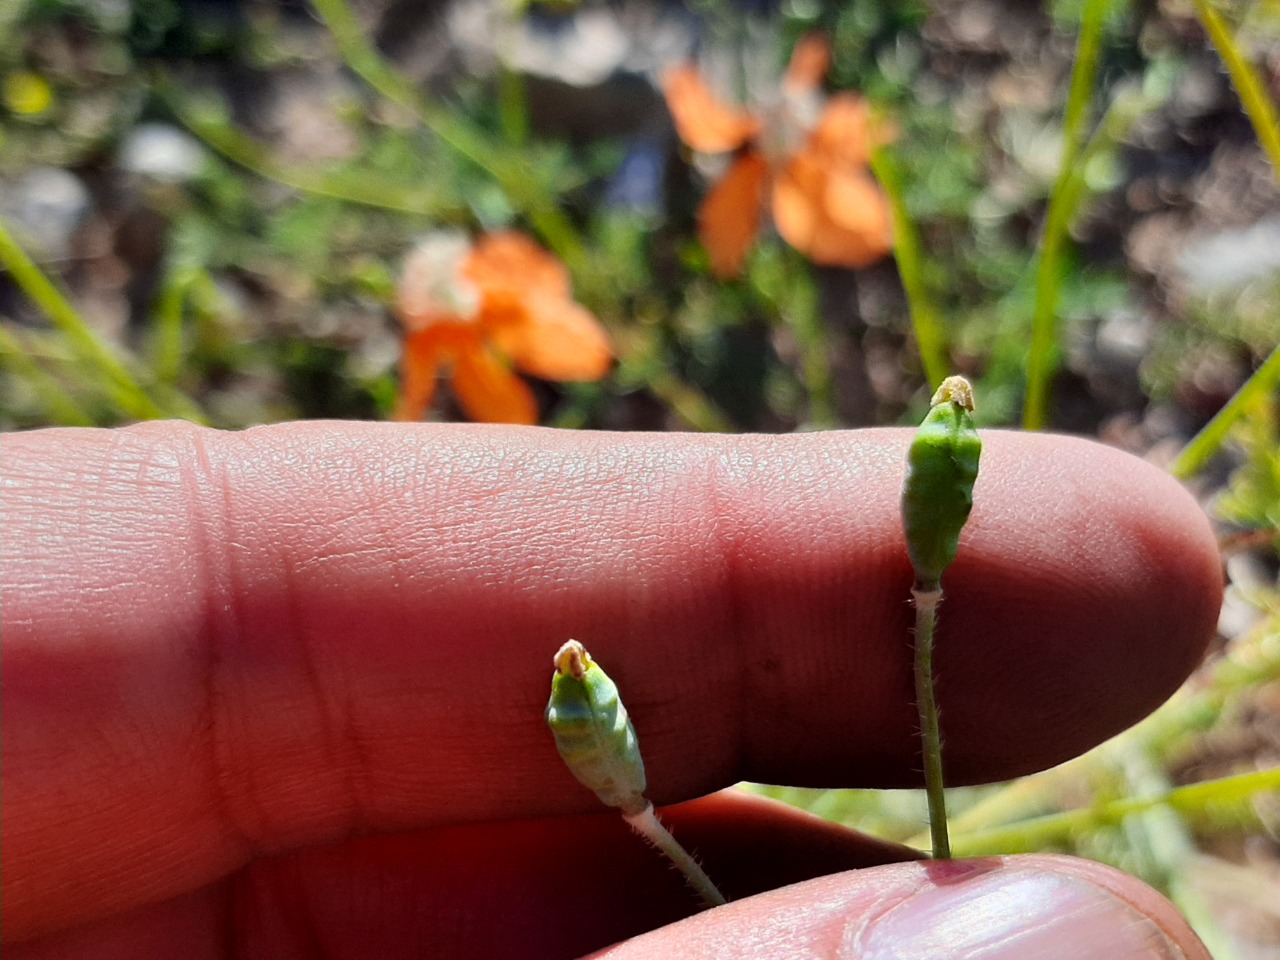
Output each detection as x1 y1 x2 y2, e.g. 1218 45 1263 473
393 232 612 425
662 34 893 277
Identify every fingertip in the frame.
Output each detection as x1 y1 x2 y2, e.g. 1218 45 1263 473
592 854 1211 960
927 433 1222 780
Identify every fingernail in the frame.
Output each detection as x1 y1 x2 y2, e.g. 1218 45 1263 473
854 866 1184 960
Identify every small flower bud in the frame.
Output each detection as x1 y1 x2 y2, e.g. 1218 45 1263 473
902 375 983 588
545 640 648 815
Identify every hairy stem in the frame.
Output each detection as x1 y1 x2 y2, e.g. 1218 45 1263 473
622 803 727 908
913 582 950 859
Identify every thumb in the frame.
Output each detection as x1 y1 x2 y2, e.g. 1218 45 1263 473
591 854 1209 960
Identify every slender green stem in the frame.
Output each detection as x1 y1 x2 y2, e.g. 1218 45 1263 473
912 582 950 859
497 64 529 147
150 265 198 386
645 370 735 432
1024 0 1110 430
1165 2 1280 478
1059 76 1165 229
622 802 727 908
0 215 169 421
1191 0 1280 178
0 321 95 425
1170 345 1280 478
949 767 1280 857
870 146 949 389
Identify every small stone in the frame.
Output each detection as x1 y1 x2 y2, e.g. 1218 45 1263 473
117 123 207 183
1177 218 1280 294
1 167 91 259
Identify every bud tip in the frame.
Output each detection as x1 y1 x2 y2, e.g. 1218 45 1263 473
930 375 975 412
554 640 591 679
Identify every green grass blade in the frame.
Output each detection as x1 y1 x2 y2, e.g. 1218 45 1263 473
870 145 949 390
0 215 169 421
1023 0 1111 430
1191 0 1280 178
0 321 95 425
1172 1 1280 477
1169 345 1280 479
950 767 1280 856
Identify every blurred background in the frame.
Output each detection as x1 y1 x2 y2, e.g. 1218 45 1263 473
1 0 1277 955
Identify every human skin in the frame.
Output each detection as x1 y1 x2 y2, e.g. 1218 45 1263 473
1 421 1221 958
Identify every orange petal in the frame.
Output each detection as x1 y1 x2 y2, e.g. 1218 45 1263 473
492 292 613 382
808 93 874 168
464 232 571 301
771 152 823 255
662 65 761 154
772 156 892 269
393 328 447 422
825 167 893 240
698 150 768 278
783 33 831 94
451 345 538 425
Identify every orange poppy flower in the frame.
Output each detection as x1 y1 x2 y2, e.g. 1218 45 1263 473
662 34 893 277
393 232 612 425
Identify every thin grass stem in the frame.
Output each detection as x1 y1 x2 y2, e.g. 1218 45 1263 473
1191 0 1280 178
1023 0 1110 430
870 146 949 389
150 265 199 386
613 329 735 433
1159 2 1280 478
949 767 1280 857
622 803 727 908
0 321 95 425
913 582 950 858
1170 345 1280 479
0 216 169 421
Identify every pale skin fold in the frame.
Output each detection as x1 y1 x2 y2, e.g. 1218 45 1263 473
1 422 1221 959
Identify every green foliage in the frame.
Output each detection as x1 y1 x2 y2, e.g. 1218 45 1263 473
3 0 1279 945
1215 392 1280 532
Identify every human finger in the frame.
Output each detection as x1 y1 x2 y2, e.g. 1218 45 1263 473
1 422 1220 939
592 853 1211 960
9 792 914 959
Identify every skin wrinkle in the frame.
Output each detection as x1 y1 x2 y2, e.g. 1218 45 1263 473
718 444 825 779
213 436 402 848
185 427 263 863
708 448 755 797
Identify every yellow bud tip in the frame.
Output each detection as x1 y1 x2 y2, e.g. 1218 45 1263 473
930 375 975 413
554 639 592 679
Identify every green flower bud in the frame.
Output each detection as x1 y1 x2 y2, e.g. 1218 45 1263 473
545 640 648 815
902 376 982 587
